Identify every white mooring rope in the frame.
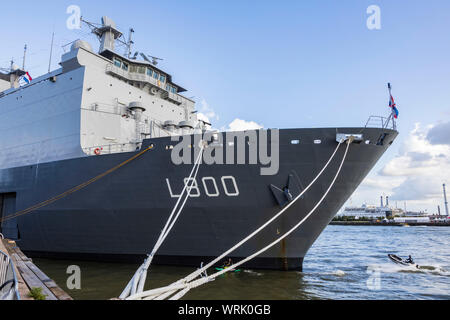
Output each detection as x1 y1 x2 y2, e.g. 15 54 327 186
125 137 353 300
119 145 205 299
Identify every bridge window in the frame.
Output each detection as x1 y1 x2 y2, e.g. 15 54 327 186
122 62 129 71
138 66 146 74
147 68 153 77
113 58 121 68
160 75 166 83
153 72 159 80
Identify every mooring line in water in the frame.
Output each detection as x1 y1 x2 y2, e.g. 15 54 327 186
126 137 353 300
0 144 155 224
120 145 205 299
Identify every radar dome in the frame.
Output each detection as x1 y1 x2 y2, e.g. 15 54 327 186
71 40 93 52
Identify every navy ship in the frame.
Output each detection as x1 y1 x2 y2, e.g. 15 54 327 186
0 17 398 270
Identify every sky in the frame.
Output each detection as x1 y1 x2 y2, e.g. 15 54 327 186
1 0 449 213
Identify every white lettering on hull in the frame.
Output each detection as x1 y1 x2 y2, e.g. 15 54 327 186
166 176 239 198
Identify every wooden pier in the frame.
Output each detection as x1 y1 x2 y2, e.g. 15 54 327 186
0 239 72 300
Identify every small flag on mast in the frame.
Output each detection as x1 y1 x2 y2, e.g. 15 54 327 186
18 72 32 86
23 72 32 84
388 86 399 119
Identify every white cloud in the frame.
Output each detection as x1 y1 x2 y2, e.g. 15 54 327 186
197 98 219 125
347 122 450 213
194 98 263 134
225 118 264 132
194 98 264 134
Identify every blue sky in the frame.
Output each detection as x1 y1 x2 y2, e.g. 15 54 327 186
1 0 450 212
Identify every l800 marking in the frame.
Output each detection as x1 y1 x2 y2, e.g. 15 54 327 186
166 176 239 198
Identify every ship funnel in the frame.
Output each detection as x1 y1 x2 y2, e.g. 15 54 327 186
129 102 146 142
380 196 384 207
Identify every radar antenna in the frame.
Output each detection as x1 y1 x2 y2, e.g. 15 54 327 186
139 53 164 66
0 59 17 73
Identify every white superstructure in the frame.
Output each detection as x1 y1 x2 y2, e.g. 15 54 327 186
0 17 206 170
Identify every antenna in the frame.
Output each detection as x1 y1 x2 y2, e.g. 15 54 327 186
48 32 55 73
22 44 27 70
150 55 163 66
139 53 150 63
139 53 164 66
126 28 135 58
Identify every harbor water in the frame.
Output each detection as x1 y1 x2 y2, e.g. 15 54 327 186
32 225 450 300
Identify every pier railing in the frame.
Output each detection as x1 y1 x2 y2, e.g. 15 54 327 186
0 250 19 300
365 115 397 130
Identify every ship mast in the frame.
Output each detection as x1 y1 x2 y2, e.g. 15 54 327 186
125 28 135 59
22 44 27 70
80 16 126 54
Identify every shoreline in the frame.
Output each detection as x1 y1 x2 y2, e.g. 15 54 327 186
329 221 450 227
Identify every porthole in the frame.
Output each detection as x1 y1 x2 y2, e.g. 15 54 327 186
291 140 300 145
314 140 322 144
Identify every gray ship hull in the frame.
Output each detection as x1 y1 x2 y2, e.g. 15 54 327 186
0 127 397 270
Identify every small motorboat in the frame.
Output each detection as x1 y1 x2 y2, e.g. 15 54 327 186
388 254 419 268
215 267 241 273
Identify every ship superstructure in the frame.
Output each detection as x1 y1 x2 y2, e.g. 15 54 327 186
0 16 205 171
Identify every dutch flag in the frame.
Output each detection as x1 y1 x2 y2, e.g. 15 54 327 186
389 94 399 119
22 72 32 84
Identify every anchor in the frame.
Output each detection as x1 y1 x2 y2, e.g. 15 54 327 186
269 172 304 208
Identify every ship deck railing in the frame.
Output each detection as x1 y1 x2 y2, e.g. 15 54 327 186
105 64 194 107
82 142 139 156
365 115 397 130
0 249 20 300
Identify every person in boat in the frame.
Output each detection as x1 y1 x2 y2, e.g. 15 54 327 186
223 258 232 268
405 255 414 264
